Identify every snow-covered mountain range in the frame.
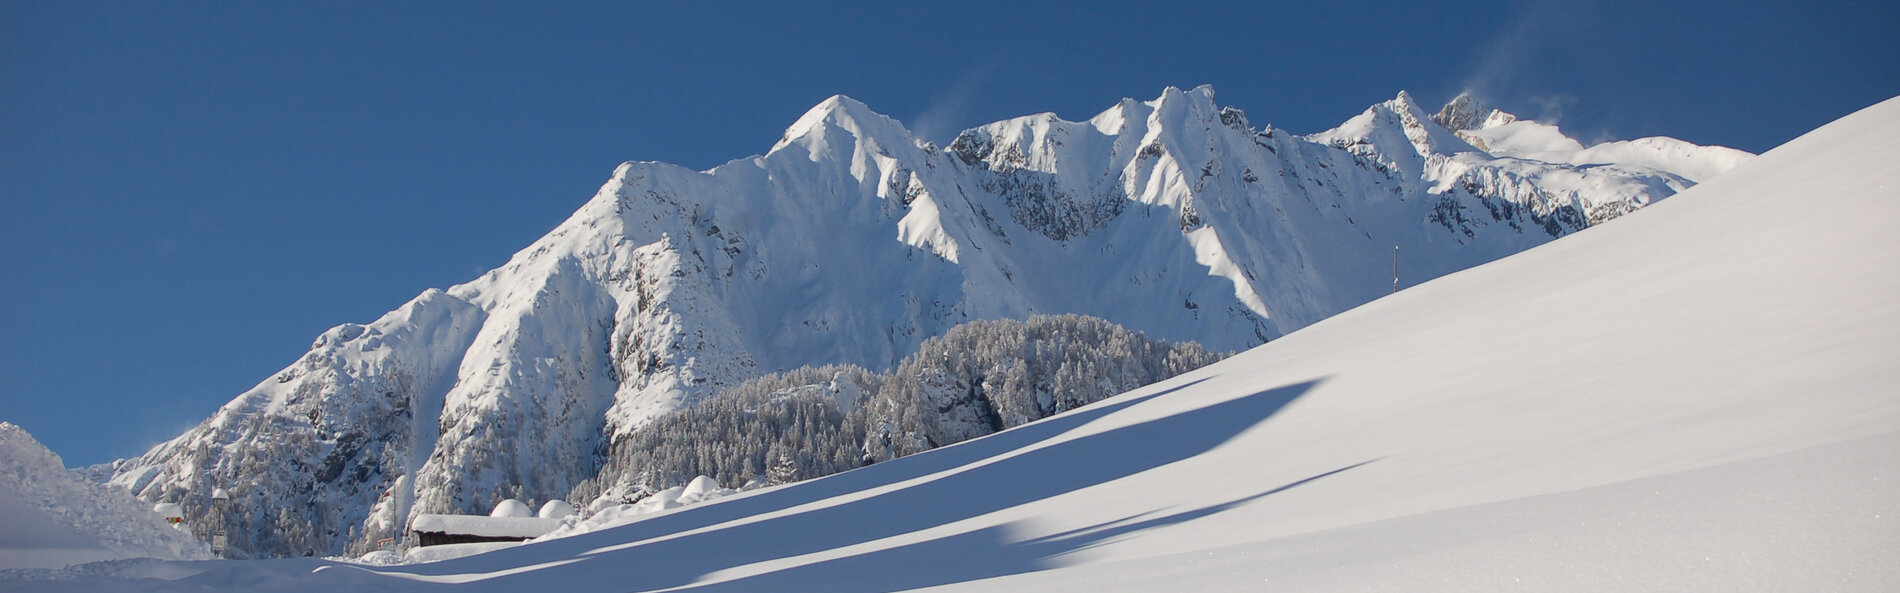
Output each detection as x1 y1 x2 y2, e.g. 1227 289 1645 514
19 92 1892 593
100 86 1750 557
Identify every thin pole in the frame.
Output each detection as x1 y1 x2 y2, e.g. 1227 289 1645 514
1392 246 1399 294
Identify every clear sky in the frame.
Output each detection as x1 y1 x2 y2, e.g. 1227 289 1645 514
4 1 1895 467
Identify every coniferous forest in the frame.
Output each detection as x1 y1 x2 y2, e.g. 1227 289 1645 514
571 314 1224 505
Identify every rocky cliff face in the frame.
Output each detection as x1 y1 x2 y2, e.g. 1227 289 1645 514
105 86 1749 557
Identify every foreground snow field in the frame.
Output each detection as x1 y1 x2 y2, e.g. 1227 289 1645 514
9 95 1897 591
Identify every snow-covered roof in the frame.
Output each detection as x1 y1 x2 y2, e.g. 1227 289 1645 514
408 514 562 539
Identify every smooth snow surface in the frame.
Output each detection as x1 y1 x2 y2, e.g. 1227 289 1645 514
19 96 1892 591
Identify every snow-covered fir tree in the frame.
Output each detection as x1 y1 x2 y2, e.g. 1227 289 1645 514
576 314 1222 504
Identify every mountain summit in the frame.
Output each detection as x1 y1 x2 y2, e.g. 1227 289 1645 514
104 87 1749 556
1430 91 1493 133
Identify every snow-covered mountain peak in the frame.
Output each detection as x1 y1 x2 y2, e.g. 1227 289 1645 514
1319 92 1474 152
1391 89 1422 110
1141 84 1212 104
1312 91 1754 185
1385 91 1481 155
1453 111 1753 183
770 94 921 161
1431 91 1491 132
99 86 1750 559
1478 108 1517 128
1428 91 1528 136
1307 91 1478 179
1149 84 1218 108
782 94 879 137
1146 85 1233 133
975 86 1226 157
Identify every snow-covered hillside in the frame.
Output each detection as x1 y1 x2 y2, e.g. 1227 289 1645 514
11 93 1896 591
0 423 209 571
104 87 1748 557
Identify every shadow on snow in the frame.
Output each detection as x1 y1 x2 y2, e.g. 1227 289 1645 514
684 457 1377 592
335 376 1327 592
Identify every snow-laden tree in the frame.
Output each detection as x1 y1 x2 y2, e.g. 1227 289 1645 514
580 314 1224 506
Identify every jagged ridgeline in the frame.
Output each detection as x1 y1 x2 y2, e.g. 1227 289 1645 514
105 86 1750 559
574 314 1223 504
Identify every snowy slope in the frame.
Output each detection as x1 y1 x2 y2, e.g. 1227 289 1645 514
0 423 209 571
104 87 1747 558
14 95 1896 591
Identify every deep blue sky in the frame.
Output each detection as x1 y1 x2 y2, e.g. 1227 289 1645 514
4 1 1895 467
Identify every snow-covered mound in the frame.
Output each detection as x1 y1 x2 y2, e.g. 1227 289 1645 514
13 95 1897 591
0 423 210 570
105 86 1749 558
487 499 532 519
